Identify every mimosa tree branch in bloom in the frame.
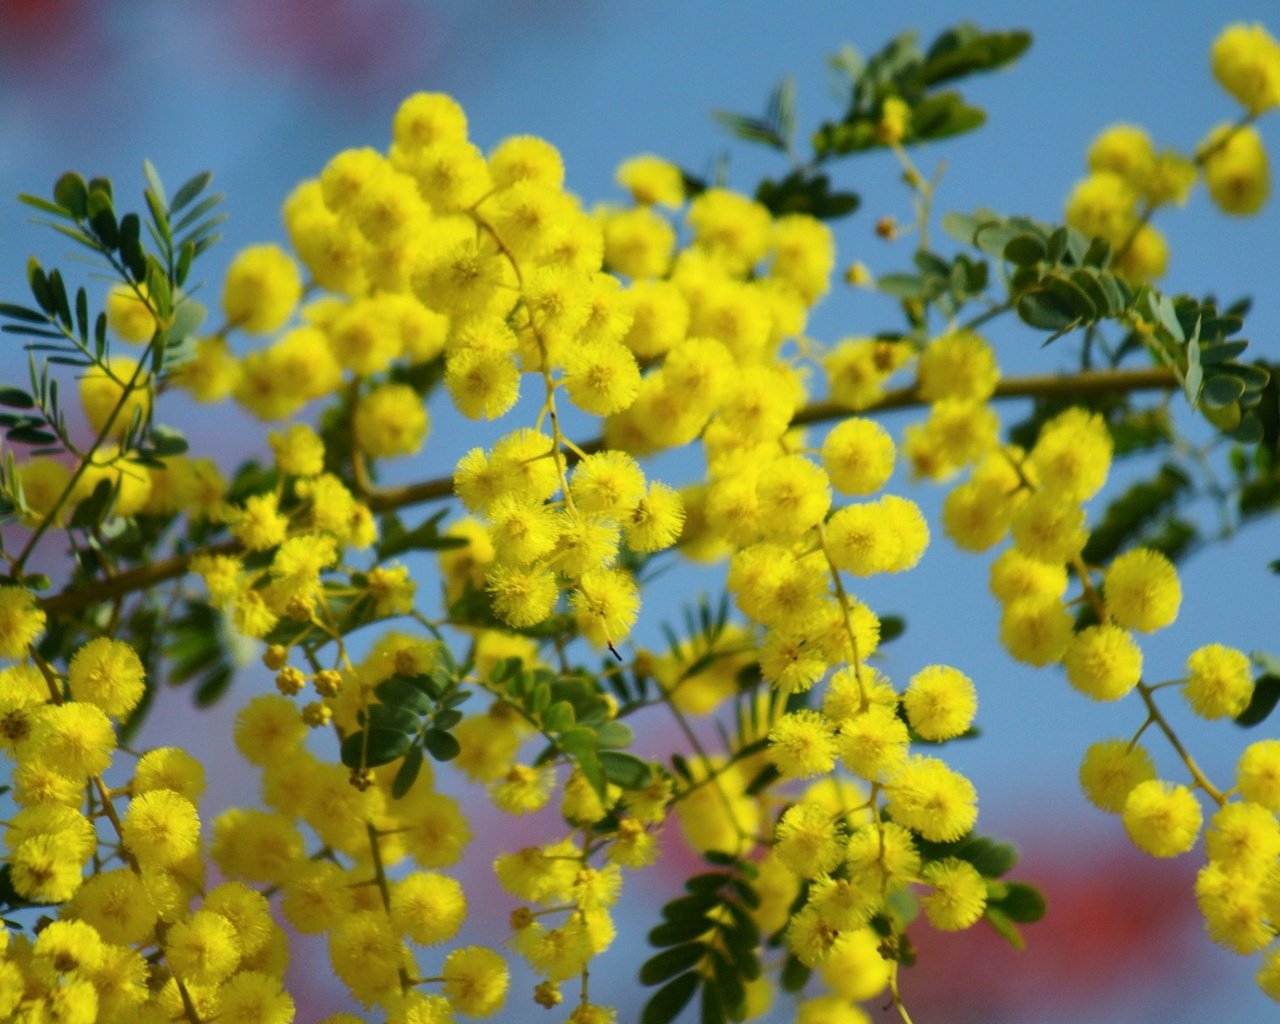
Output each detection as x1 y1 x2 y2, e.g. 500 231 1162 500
1 17 1279 1024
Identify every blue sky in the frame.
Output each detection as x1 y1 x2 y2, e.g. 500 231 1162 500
1 2 1278 1021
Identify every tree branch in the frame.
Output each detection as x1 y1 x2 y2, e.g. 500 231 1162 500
37 365 1179 617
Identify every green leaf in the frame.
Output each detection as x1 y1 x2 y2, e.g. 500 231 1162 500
366 703 419 734
559 726 598 760
779 954 811 993
984 905 1025 950
423 728 461 761
1235 675 1280 728
0 388 35 409
877 273 927 299
642 972 700 1024
711 111 785 150
640 945 705 986
0 303 48 325
143 159 168 210
542 700 576 733
1016 288 1077 332
910 91 986 142
53 173 88 219
918 25 1032 86
596 720 634 749
662 895 720 923
171 170 213 214
391 744 423 798
599 750 652 789
995 881 1046 922
1202 374 1246 409
340 728 412 769
374 676 433 714
19 193 72 218
941 211 985 245
960 837 1019 877
649 917 715 947
1003 234 1046 266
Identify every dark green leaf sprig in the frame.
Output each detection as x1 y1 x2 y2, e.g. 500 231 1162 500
641 850 762 1024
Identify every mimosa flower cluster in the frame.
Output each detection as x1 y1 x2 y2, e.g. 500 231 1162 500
0 18 1278 1024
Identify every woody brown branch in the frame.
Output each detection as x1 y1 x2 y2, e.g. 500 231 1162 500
37 365 1179 617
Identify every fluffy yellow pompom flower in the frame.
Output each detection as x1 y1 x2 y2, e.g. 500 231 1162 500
68 868 157 946
904 665 977 740
1088 123 1155 183
602 206 677 279
755 456 831 539
819 927 891 1002
942 479 1014 551
14 457 72 527
1200 123 1270 216
623 281 688 358
999 596 1073 666
172 336 241 403
774 801 844 878
1122 779 1202 857
268 423 325 477
1103 548 1181 633
624 482 685 552
1010 491 1087 565
134 747 206 802
105 282 156 343
487 565 559 628
122 789 201 868
885 756 978 842
234 694 307 767
570 452 646 518
0 585 46 659
1113 223 1169 284
1078 739 1157 814
166 909 242 986
445 347 521 420
768 710 838 780
222 244 302 334
442 945 509 1018
390 872 467 945
921 857 988 931
1204 801 1280 875
1211 23 1280 115
229 492 289 551
821 417 895 496
23 702 116 778
1065 171 1138 243
989 548 1067 605
837 704 910 783
916 330 998 402
354 384 429 459
67 637 146 719
573 569 639 647
563 341 641 416
1028 407 1113 500
80 355 151 439
1183 643 1254 720
1236 740 1280 811
616 154 685 208
1062 625 1143 702
687 188 772 274
393 92 468 151
217 972 295 1024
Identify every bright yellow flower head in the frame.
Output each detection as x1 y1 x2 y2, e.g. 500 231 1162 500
1211 23 1280 115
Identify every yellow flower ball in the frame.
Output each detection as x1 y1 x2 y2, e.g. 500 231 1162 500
1062 625 1143 702
1183 643 1254 720
1103 548 1181 633
80 356 151 439
354 384 429 459
221 244 302 335
105 283 157 344
1122 779 1202 857
1200 123 1270 216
